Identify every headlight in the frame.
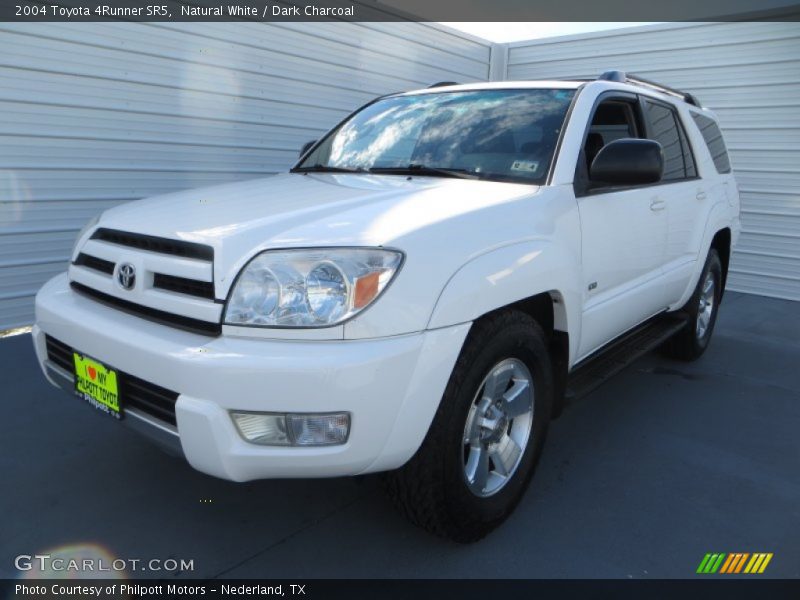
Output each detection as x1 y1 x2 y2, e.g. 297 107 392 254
224 248 403 328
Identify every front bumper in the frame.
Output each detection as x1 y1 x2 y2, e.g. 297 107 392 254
34 273 470 481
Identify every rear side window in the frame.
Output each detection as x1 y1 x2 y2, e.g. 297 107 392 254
643 100 696 181
677 118 697 178
691 113 732 174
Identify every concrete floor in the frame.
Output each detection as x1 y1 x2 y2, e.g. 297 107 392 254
1 291 798 579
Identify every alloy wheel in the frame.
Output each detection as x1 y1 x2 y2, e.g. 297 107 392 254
696 271 716 339
462 358 534 497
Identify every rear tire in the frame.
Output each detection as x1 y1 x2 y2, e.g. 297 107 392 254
662 248 722 361
384 310 553 542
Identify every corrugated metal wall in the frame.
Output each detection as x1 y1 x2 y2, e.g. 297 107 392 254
3 21 797 330
507 21 800 301
0 22 490 329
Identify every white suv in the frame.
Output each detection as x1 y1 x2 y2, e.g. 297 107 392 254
33 71 740 541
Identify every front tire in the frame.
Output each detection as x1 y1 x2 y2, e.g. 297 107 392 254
384 310 553 542
662 248 723 361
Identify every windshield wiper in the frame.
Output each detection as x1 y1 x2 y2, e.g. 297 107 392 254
294 163 480 179
292 164 367 174
369 164 481 179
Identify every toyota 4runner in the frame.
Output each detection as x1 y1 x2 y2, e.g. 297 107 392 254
33 70 741 541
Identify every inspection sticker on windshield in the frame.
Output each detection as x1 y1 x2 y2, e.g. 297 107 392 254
73 352 122 419
510 160 539 173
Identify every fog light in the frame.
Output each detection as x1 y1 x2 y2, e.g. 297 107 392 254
231 413 290 446
230 412 350 446
288 413 350 446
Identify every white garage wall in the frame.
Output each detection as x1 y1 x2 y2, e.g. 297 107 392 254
2 21 797 330
0 21 490 329
506 21 800 301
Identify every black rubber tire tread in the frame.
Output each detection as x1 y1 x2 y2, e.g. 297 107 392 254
661 248 722 361
383 309 553 542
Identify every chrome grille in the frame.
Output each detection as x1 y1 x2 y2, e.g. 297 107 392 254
91 228 213 261
74 253 115 275
152 273 215 300
69 228 221 336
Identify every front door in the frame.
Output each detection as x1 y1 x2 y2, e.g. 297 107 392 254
577 187 668 358
574 95 668 359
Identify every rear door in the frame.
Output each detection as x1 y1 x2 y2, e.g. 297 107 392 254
641 98 706 305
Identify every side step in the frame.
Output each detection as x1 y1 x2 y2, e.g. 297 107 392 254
565 313 689 403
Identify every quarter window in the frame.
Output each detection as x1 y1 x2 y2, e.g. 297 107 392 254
678 119 697 178
691 112 732 174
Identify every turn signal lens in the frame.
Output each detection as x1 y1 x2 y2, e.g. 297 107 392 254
353 271 380 309
288 413 350 446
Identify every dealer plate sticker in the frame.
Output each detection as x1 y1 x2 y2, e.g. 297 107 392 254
510 159 539 173
73 353 122 419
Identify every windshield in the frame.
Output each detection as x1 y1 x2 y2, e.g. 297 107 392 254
295 89 575 184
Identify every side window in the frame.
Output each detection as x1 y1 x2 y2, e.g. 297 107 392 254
691 112 732 174
643 100 693 181
583 99 640 171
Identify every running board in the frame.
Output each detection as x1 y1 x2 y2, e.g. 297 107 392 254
565 313 689 403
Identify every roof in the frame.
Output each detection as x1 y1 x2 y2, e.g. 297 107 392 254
401 80 584 95
401 72 707 112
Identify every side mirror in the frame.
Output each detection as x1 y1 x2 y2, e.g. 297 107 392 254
299 140 317 158
590 138 663 186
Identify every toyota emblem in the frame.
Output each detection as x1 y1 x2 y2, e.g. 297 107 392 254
117 263 136 290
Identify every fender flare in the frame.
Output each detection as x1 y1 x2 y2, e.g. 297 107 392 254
673 202 734 310
427 239 583 364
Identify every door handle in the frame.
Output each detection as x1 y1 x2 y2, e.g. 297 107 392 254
650 198 666 211
696 191 707 201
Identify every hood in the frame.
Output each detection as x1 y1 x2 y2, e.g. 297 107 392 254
97 172 540 288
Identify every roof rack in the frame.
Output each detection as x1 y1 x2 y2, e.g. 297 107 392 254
598 70 702 107
428 81 458 88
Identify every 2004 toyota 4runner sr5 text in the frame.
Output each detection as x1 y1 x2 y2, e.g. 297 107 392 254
34 71 740 541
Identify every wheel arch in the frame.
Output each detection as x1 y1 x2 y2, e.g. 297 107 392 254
426 240 581 363
496 292 570 419
710 227 731 301
427 241 580 418
674 204 736 311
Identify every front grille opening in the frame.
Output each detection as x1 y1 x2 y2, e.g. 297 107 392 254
70 282 222 337
91 228 213 261
74 253 115 275
45 335 178 427
153 273 215 300
121 374 178 426
45 335 73 372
